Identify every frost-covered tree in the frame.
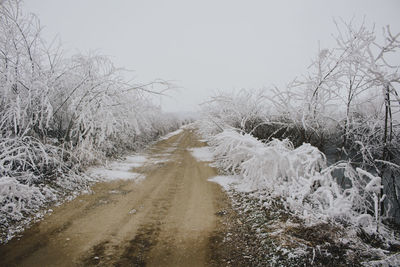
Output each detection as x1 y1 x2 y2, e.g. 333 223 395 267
199 18 400 223
0 0 181 235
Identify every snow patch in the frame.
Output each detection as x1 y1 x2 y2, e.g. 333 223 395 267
159 128 183 140
88 169 142 181
108 162 135 172
208 175 242 190
124 155 147 167
150 158 170 164
189 147 214 162
87 154 147 181
163 147 176 153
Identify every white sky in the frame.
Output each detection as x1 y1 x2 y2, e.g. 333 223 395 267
24 0 400 112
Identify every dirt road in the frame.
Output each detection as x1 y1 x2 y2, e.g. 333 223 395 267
0 129 230 266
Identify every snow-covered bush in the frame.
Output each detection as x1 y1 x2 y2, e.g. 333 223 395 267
209 130 386 228
199 18 400 222
198 89 269 138
0 0 182 239
0 176 52 223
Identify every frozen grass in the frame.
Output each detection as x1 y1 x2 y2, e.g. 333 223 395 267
223 188 400 266
200 128 400 265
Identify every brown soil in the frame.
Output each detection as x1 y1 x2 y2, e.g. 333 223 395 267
0 129 233 267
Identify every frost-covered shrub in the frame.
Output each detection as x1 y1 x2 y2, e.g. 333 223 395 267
198 89 269 138
0 0 182 238
0 176 51 223
199 19 400 222
198 87 336 150
0 136 64 224
210 130 385 228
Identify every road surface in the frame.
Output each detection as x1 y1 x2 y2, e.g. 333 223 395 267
0 128 230 266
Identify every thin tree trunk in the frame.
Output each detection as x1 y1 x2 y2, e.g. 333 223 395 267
381 84 392 216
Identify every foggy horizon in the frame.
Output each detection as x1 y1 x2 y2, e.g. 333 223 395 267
24 0 400 112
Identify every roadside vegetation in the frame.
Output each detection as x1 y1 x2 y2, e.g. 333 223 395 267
0 0 183 242
199 19 400 265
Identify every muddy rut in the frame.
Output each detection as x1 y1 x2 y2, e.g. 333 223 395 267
0 129 230 267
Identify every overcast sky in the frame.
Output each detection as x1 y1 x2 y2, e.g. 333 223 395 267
24 0 400 112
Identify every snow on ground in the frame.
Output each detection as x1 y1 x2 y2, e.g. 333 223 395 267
88 169 143 181
208 175 257 192
159 128 183 140
208 175 242 190
188 147 214 162
88 154 147 181
107 162 136 172
163 146 177 153
150 158 170 164
123 155 148 167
